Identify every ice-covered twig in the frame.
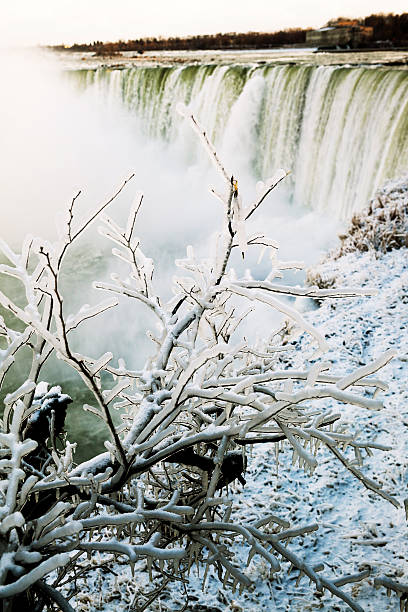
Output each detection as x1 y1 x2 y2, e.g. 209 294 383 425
178 107 230 185
309 427 399 507
232 279 377 298
0 554 71 599
57 173 135 266
78 535 186 562
245 169 290 220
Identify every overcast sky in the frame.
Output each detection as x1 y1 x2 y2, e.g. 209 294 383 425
1 0 407 47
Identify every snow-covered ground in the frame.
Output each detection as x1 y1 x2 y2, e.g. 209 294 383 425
66 245 408 612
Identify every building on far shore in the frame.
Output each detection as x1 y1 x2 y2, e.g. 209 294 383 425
306 19 373 49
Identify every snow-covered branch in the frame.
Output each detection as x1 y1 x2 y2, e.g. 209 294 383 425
0 112 399 612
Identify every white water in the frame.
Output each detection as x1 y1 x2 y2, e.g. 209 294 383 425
74 62 408 219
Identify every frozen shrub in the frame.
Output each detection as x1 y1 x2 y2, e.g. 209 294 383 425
0 113 400 612
334 178 408 258
307 178 408 292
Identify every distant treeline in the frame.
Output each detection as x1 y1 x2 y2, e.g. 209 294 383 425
362 12 408 44
57 29 309 55
53 12 408 54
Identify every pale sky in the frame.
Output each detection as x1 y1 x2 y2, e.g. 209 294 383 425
1 0 407 47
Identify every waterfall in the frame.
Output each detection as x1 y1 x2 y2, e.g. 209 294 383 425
71 63 408 218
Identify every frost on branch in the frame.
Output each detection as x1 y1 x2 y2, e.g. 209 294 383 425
0 114 400 612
